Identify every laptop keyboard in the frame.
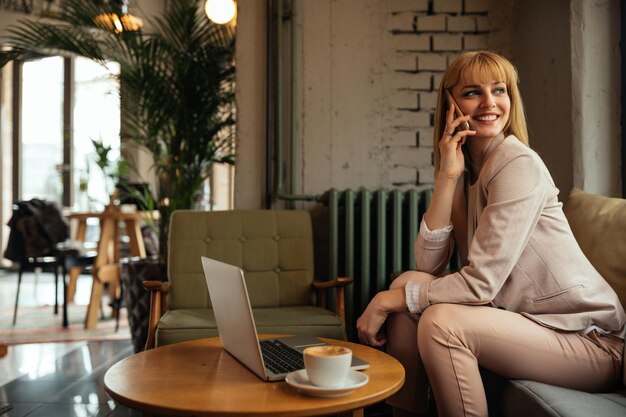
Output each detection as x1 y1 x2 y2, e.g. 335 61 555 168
260 339 305 375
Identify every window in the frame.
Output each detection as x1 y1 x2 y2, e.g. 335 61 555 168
72 57 121 209
15 55 121 209
20 56 64 203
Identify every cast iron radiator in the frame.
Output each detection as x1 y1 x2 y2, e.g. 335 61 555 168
315 188 433 340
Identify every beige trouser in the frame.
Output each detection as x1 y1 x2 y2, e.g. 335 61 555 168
386 303 624 417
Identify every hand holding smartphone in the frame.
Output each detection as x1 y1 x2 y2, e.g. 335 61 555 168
445 90 471 132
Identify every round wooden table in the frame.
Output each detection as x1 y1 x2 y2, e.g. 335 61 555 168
104 336 405 417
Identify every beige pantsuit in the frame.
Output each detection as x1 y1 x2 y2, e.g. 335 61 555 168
386 302 623 417
388 136 625 416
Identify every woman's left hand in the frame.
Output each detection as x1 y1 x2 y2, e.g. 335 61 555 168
356 288 406 347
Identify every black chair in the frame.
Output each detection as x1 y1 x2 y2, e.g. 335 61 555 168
5 199 69 326
54 241 98 327
13 256 60 325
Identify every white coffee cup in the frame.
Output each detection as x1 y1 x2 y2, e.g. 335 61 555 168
303 345 352 387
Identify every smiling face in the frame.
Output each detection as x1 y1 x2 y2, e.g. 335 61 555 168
450 79 511 140
433 51 530 175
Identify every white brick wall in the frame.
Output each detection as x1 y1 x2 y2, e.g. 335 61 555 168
392 110 431 128
391 166 419 185
388 130 419 147
418 91 438 110
416 15 447 32
465 0 490 14
476 16 489 32
448 15 476 32
433 0 463 14
386 0 490 186
416 53 448 71
432 34 463 51
464 34 488 50
390 146 433 167
433 73 444 90
417 166 436 184
390 72 432 90
416 127 435 147
394 34 431 51
387 0 429 13
390 52 418 71
390 12 417 32
391 91 419 109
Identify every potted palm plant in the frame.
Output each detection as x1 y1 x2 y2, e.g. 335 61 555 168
0 0 235 351
0 0 235 254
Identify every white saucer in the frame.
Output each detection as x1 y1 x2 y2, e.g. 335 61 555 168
285 369 369 398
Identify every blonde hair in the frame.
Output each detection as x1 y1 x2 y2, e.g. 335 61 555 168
433 51 529 175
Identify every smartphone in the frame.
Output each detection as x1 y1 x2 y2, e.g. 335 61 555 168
445 90 471 131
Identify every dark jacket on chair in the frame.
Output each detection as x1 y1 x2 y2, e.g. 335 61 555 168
4 199 68 263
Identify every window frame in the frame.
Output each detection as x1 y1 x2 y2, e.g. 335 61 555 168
12 55 74 206
11 55 121 207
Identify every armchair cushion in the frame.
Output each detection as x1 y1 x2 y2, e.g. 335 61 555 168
563 188 626 307
155 306 345 346
168 210 314 309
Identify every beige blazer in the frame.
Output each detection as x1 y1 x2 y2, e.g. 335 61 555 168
414 135 626 335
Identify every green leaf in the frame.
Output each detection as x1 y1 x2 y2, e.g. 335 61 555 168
0 0 236 257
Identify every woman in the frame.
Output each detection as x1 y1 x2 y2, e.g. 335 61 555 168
356 51 625 417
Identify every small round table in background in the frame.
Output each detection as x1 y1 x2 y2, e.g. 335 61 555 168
104 335 405 417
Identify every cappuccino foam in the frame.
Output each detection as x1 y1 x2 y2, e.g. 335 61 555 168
304 345 350 357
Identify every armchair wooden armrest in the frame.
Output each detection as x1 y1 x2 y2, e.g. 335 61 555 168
312 277 353 331
143 280 170 350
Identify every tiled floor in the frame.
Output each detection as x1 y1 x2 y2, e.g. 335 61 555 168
0 270 139 417
0 340 138 417
0 270 393 417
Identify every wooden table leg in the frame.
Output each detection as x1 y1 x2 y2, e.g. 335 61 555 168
75 220 87 242
85 275 104 329
85 215 116 329
64 266 82 303
126 219 147 258
85 264 119 329
0 344 8 357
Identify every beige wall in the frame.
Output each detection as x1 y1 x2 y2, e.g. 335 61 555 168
234 0 622 208
571 0 621 197
233 0 267 209
512 0 622 198
295 0 393 195
1 0 622 215
512 0 574 196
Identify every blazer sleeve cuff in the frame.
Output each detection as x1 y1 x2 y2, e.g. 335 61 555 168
405 280 422 314
419 218 453 242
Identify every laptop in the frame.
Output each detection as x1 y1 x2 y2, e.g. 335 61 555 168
201 256 369 381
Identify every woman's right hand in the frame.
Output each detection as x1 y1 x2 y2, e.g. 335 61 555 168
438 103 475 179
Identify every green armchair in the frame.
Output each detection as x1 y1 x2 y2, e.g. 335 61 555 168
143 210 352 350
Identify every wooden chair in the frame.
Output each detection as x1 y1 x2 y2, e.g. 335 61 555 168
143 210 353 350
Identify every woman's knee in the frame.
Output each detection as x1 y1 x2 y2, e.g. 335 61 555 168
417 304 468 353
